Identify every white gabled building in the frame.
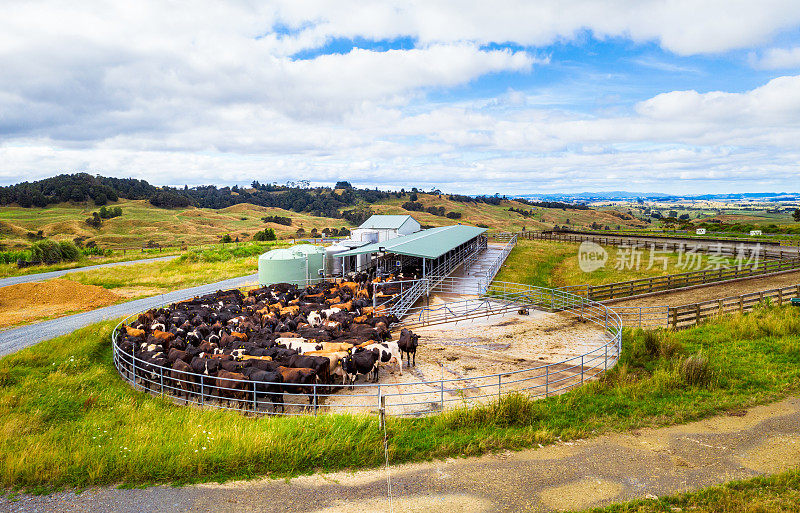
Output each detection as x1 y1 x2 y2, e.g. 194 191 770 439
351 214 421 243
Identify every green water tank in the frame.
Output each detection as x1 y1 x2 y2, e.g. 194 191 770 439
258 245 327 286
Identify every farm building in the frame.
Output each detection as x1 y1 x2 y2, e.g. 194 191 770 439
336 224 487 277
353 214 421 242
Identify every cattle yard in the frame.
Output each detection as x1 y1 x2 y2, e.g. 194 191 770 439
112 276 620 417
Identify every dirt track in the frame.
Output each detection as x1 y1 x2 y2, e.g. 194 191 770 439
610 270 800 308
5 396 799 512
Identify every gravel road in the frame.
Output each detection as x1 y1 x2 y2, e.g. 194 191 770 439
0 273 257 357
0 255 178 288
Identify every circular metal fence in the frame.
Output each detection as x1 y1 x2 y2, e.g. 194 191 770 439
112 279 622 416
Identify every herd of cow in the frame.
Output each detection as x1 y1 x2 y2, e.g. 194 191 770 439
114 278 421 413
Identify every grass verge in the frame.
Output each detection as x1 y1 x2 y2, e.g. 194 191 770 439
581 469 800 512
1 305 799 492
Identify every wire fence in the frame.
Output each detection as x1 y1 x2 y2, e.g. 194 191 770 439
112 277 622 417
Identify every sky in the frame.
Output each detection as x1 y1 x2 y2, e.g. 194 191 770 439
3 1 800 195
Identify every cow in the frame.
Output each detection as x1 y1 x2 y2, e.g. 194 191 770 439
397 328 419 367
214 370 249 409
340 350 379 388
355 341 402 376
241 367 284 412
169 359 196 401
276 366 319 406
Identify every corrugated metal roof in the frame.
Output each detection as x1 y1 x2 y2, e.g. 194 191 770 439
358 214 417 230
337 225 486 259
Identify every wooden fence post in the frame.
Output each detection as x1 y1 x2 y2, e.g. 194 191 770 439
695 304 701 325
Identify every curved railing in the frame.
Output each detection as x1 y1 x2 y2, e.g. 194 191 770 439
111 278 622 417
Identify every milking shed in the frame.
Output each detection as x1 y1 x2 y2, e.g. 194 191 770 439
335 223 487 278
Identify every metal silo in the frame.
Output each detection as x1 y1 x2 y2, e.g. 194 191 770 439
258 245 325 286
292 244 326 281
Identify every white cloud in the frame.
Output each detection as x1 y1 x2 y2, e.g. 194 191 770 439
2 1 800 193
753 46 800 69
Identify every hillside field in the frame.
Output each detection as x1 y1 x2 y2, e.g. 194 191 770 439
0 194 652 252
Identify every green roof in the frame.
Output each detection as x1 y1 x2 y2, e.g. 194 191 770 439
358 215 417 230
337 225 486 259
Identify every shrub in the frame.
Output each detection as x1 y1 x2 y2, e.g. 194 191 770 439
220 234 232 244
30 239 63 264
58 241 81 262
681 353 712 386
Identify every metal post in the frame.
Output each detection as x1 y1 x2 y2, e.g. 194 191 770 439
581 355 584 383
440 363 445 410
253 381 257 412
200 375 204 406
313 384 318 415
498 374 502 401
604 345 608 372
545 366 549 398
379 393 386 430
132 354 136 390
160 366 164 395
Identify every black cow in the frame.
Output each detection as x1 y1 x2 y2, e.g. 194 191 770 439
398 328 419 367
340 351 379 388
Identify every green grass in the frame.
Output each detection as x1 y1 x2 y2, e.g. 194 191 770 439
0 248 185 279
1 304 799 492
65 241 287 294
492 239 742 287
580 469 800 512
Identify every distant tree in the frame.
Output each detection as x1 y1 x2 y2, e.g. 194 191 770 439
220 234 232 243
335 181 352 189
295 227 305 238
409 192 418 201
85 212 102 228
94 193 108 206
794 209 800 222
445 211 462 219
339 227 350 236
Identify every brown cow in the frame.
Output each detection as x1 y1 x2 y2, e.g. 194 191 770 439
124 325 145 338
151 330 175 343
215 370 249 408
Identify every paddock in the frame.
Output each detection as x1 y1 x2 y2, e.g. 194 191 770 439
111 278 622 416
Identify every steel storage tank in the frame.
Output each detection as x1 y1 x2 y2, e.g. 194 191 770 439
292 244 327 281
351 228 379 243
325 243 349 276
258 245 327 286
258 248 306 286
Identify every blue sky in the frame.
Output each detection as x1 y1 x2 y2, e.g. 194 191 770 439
3 1 800 195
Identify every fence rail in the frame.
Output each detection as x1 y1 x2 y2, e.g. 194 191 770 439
560 256 800 301
112 278 621 417
493 231 798 259
611 283 800 329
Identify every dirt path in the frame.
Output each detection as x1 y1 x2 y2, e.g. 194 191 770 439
610 270 800 308
4 396 799 513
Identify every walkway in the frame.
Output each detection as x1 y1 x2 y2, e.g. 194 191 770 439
0 273 257 357
3 396 798 512
0 255 178 288
432 243 506 299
